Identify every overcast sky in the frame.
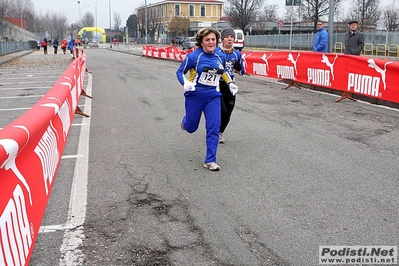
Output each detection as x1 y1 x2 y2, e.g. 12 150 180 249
30 0 395 30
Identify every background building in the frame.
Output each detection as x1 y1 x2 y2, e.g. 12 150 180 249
136 0 223 43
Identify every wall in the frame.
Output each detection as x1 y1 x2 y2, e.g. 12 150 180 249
0 19 36 42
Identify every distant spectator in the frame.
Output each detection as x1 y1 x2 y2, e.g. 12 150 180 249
41 38 48 55
53 39 59 54
313 21 328 52
171 37 182 45
61 39 68 54
68 38 75 54
344 20 364 56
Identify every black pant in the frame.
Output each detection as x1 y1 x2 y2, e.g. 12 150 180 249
220 85 236 133
43 46 47 54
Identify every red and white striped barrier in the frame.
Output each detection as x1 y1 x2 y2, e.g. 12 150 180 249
0 48 86 265
142 45 399 104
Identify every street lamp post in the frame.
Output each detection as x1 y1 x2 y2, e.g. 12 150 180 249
328 0 334 53
80 5 92 20
95 0 99 43
109 0 112 48
145 0 148 44
78 4 91 42
78 1 81 20
20 11 24 42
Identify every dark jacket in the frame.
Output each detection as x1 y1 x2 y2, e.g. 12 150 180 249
344 31 364 55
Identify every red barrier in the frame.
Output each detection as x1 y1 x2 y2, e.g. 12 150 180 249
142 45 192 61
0 49 86 265
142 45 399 104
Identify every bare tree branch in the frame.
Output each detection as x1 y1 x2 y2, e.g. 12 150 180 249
381 0 399 31
114 12 121 31
350 0 382 31
224 0 264 31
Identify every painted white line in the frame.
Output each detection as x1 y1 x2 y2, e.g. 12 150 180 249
40 224 75 233
0 95 44 99
0 104 86 112
0 87 52 91
0 77 63 81
0 107 30 111
59 73 92 266
0 81 58 85
61 154 83 159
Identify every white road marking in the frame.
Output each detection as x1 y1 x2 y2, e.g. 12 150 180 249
0 95 43 99
0 107 30 111
0 104 86 112
0 86 52 91
40 224 76 233
59 73 92 266
61 154 83 159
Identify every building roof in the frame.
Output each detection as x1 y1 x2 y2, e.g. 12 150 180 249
142 0 224 7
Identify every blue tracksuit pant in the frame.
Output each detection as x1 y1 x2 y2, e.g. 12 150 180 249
182 90 221 163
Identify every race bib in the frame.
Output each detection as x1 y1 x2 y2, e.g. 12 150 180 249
198 68 222 86
226 61 234 75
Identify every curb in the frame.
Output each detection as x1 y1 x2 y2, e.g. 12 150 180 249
0 50 34 65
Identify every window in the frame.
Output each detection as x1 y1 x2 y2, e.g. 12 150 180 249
189 4 195 17
211 5 218 17
200 5 206 17
174 4 180 16
165 5 168 17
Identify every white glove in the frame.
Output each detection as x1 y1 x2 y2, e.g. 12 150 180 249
184 81 196 92
183 75 196 92
228 82 238 96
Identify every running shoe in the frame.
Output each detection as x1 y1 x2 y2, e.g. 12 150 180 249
219 133 225 144
203 162 220 171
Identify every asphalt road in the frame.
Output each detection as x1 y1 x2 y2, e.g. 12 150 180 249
6 48 398 265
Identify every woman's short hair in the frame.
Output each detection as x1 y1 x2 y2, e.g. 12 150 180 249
195 28 220 47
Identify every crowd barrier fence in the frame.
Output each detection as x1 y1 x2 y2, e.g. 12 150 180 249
0 47 89 265
141 45 399 105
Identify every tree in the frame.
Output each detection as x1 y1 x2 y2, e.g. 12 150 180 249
264 4 278 21
350 0 381 31
269 27 279 34
47 12 69 41
0 0 10 19
251 4 278 34
126 14 138 37
169 17 190 36
299 0 343 32
80 12 94 40
6 0 35 31
32 13 49 33
283 5 304 26
224 0 264 31
81 12 94 27
114 12 121 31
381 0 399 31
